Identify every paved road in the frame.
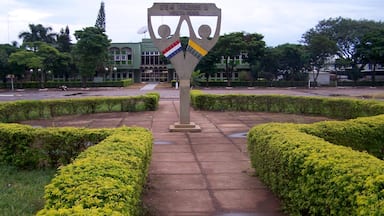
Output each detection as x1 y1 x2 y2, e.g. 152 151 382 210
0 85 383 101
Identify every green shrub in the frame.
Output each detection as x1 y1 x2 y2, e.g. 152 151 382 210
37 127 152 216
0 123 111 168
0 93 159 123
11 79 134 89
300 114 384 159
190 90 384 119
194 80 308 87
247 123 384 215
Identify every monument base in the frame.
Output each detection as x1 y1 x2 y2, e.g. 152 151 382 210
169 122 202 132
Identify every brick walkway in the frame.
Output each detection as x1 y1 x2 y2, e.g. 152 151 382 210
22 100 329 216
143 101 282 216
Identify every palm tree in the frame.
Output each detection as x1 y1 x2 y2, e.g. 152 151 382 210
19 24 57 44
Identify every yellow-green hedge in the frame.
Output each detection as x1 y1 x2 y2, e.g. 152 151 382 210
300 114 384 159
37 127 152 216
248 118 384 215
0 123 111 168
191 90 384 215
190 90 384 119
0 92 160 123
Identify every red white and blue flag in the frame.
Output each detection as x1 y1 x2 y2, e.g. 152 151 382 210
162 40 182 59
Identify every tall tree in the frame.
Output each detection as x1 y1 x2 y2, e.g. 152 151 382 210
73 27 110 87
196 51 219 87
0 44 20 82
95 1 106 32
260 47 280 81
357 29 384 85
305 34 337 86
9 50 44 85
302 17 384 81
243 33 266 86
9 42 67 88
19 24 57 46
274 44 310 81
56 26 72 52
212 32 265 87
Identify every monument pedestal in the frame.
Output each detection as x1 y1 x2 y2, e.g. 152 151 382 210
169 122 202 132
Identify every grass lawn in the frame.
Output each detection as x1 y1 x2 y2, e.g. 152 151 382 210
0 165 56 216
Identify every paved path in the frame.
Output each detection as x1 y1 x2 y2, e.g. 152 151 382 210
143 101 285 216
140 83 159 91
22 100 330 216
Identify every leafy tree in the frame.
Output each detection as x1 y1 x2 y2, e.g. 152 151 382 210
212 32 264 87
73 27 110 87
8 42 68 88
19 24 57 49
302 17 384 81
196 51 219 87
9 50 44 84
56 26 72 53
260 47 280 81
273 44 310 81
305 34 337 86
243 33 266 86
357 29 384 85
0 44 20 82
55 26 73 81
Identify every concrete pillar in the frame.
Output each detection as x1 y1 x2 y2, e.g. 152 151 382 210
179 79 190 124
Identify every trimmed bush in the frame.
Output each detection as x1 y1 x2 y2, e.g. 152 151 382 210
190 90 384 119
300 114 384 159
195 80 308 87
0 93 159 123
247 123 384 215
4 79 134 89
0 123 111 168
36 127 152 215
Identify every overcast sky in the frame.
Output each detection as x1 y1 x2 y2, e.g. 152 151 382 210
1 0 383 47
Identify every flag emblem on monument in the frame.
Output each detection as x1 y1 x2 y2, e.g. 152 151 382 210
162 40 182 59
187 40 208 60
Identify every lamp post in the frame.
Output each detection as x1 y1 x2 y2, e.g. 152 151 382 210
6 74 14 91
105 66 117 81
104 67 109 81
38 68 44 89
113 66 117 80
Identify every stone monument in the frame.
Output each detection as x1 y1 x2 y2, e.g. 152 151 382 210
148 3 221 132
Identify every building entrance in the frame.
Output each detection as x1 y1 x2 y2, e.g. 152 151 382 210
141 68 168 82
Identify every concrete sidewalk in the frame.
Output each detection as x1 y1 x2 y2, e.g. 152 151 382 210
143 101 286 216
22 100 329 216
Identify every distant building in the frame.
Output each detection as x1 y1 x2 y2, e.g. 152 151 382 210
109 39 248 83
308 71 331 86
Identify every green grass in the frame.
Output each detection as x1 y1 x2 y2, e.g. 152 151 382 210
0 165 56 216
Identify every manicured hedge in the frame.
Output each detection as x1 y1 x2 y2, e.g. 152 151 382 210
300 114 384 159
37 127 152 216
0 92 159 169
247 123 384 215
195 80 308 87
190 90 384 119
2 79 134 89
0 123 112 168
191 90 384 214
0 92 160 123
0 91 157 214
